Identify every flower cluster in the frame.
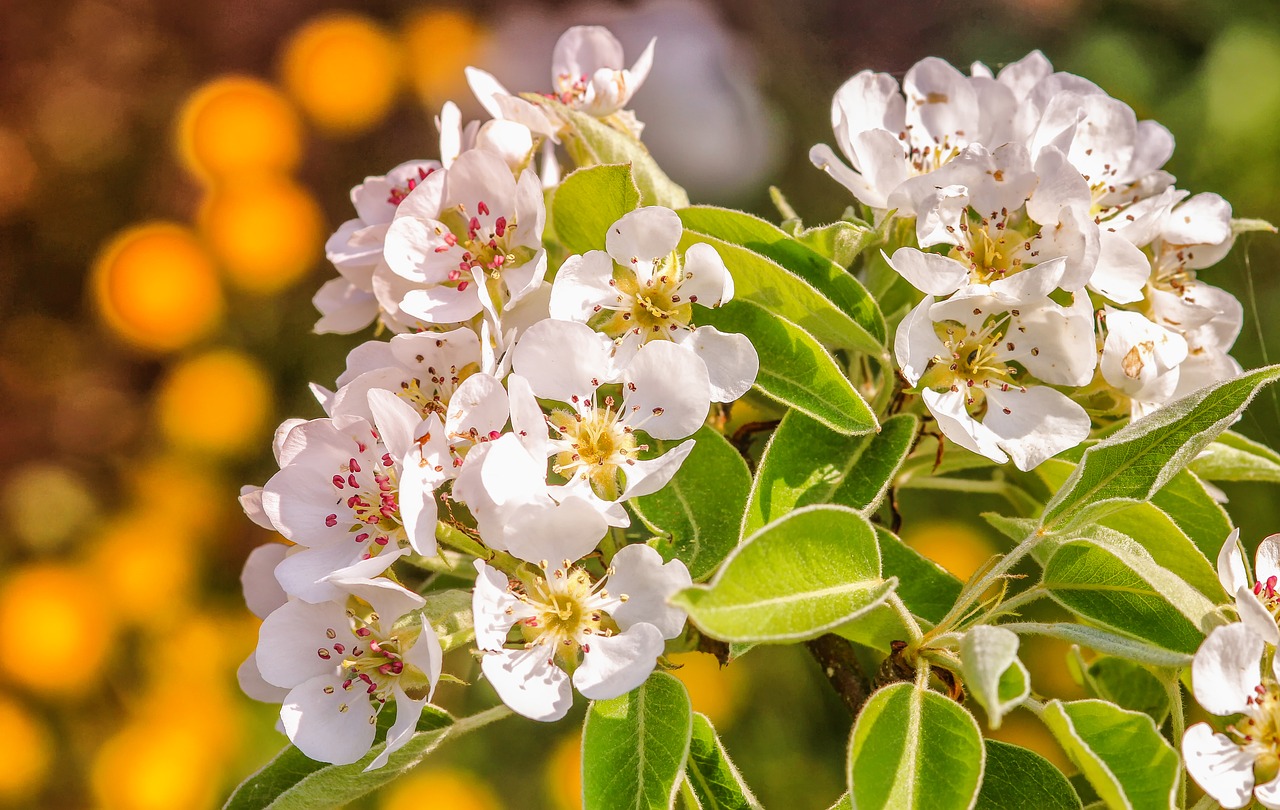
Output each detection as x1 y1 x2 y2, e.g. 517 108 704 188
813 52 1244 469
238 25 758 765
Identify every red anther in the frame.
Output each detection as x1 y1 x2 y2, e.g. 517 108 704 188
365 515 380 524
355 533 369 543
332 475 345 488
469 216 481 234
318 648 332 659
457 281 470 291
581 644 591 653
359 673 374 685
382 453 394 467
434 244 451 253
347 474 359 488
488 430 501 440
342 679 353 689
325 514 338 527
333 643 345 654
367 682 378 694
369 641 382 653
356 627 372 637
477 201 490 216
347 495 360 508
375 536 389 546
448 269 462 282
349 458 361 473
491 254 505 267
1256 582 1264 596
443 232 458 247
495 216 507 236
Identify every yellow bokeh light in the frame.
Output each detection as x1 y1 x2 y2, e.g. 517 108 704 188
0 563 116 696
901 519 997 581
128 455 228 537
91 222 224 353
92 722 221 810
90 513 196 626
176 76 303 183
280 13 403 135
983 708 1074 774
402 9 484 106
669 652 745 728
0 697 52 801
544 733 581 810
198 174 324 294
378 767 503 810
155 349 273 458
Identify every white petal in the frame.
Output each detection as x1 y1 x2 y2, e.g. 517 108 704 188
1089 233 1151 304
678 327 757 402
893 296 944 386
1182 722 1255 810
238 653 290 703
573 623 665 700
1163 193 1232 246
619 440 696 501
606 544 692 638
982 386 1090 471
325 567 424 626
1257 535 1280 585
281 674 377 765
809 143 886 210
921 387 1008 465
241 543 290 619
1218 528 1247 595
366 388 420 463
553 26 625 81
464 66 511 121
399 282 484 325
1236 585 1280 646
512 319 616 402
472 560 530 650
446 373 509 442
1191 622 1264 716
549 251 618 322
500 496 609 565
239 485 276 531
886 248 969 296
443 149 517 223
606 207 683 270
273 543 364 604
365 688 425 771
313 278 378 335
482 646 573 722
256 599 358 688
679 242 733 307
623 341 711 439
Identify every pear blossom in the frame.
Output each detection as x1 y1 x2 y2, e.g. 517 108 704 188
472 543 690 721
255 560 442 768
383 149 547 326
895 262 1095 470
1098 308 1189 418
237 543 291 704
259 390 442 602
549 206 758 401
550 26 655 124
1184 623 1280 808
1217 529 1280 646
511 318 710 523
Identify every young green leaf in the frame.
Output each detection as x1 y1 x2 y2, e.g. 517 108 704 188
552 163 641 256
672 505 894 642
699 300 877 436
1148 470 1233 562
1080 656 1171 725
848 683 985 810
959 626 1030 729
794 220 881 268
1041 539 1208 655
975 740 1082 810
530 96 689 208
583 671 694 810
684 713 763 810
677 206 886 351
1038 365 1280 532
998 623 1192 669
1041 700 1179 810
1189 429 1280 483
742 411 916 537
633 426 752 581
225 706 462 810
419 588 476 652
875 526 962 626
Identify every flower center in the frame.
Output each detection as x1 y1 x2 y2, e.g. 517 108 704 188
1230 682 1280 783
438 202 534 295
315 611 417 718
325 453 407 559
396 361 479 420
386 166 437 207
945 210 1033 283
589 253 696 341
549 401 640 500
514 561 628 661
920 314 1024 410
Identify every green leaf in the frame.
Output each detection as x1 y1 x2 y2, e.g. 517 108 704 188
1001 623 1192 669
531 96 689 209
678 206 886 353
1190 429 1280 483
827 794 853 810
1041 699 1179 810
551 163 641 256
875 526 962 626
960 626 1029 730
795 220 882 268
848 683 985 810
672 505 894 642
1149 470 1234 562
583 671 693 810
1041 539 1208 655
699 300 876 436
419 588 476 652
225 706 459 810
742 411 916 536
633 427 752 581
1080 656 1171 724
1038 365 1280 532
683 713 763 810
975 740 1082 810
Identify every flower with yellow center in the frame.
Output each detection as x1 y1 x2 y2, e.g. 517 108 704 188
472 543 691 722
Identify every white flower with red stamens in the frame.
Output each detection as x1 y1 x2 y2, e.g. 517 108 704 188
895 261 1095 470
1099 308 1188 418
1217 529 1280 647
549 206 757 402
255 560 442 768
551 26 655 124
259 390 442 602
1184 622 1280 809
471 543 690 721
511 318 711 523
383 149 547 326
237 542 291 704
315 160 442 334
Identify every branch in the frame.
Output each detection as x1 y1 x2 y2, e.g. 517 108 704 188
805 634 871 716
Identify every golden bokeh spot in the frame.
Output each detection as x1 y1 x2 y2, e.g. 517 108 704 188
982 707 1074 774
669 651 745 728
155 349 273 458
92 722 222 810
544 733 581 810
900 519 997 581
198 174 325 294
0 697 52 801
0 563 116 696
129 455 228 536
92 222 224 353
402 9 484 106
176 76 303 183
378 767 503 810
280 13 403 135
90 513 196 626
2 463 98 552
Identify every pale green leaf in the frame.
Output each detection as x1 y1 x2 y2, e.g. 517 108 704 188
1041 699 1179 810
848 683 985 810
552 163 640 255
998 623 1192 669
794 220 881 268
1189 429 1280 483
699 300 876 436
420 588 475 652
742 411 916 537
633 427 752 581
975 740 1081 810
583 671 694 810
1081 656 1171 725
960 626 1029 729
1038 365 1280 532
683 713 763 810
875 526 962 626
672 505 894 642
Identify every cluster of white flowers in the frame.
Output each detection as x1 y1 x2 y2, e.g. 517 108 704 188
813 52 1243 470
1183 531 1280 808
236 25 759 766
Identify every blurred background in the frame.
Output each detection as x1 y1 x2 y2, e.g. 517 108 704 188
3 0 1280 806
